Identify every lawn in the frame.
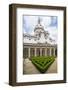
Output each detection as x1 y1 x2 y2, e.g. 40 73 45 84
30 56 55 73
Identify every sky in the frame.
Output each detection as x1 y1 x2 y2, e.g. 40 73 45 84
23 15 58 42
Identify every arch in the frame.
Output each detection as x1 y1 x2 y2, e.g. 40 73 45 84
37 48 40 56
23 48 28 58
55 48 57 57
30 48 35 57
47 48 50 56
42 48 45 56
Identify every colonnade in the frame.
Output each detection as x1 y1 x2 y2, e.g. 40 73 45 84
24 47 56 58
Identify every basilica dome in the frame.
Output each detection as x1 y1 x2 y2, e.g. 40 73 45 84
34 23 44 31
34 17 44 32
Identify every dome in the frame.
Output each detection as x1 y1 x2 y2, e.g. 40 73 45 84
34 17 44 31
34 24 44 30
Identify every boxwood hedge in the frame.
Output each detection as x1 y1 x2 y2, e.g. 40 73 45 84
31 56 55 73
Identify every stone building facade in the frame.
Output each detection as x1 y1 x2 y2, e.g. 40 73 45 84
23 18 57 58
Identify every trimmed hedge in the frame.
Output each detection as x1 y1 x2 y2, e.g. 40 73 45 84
31 56 55 73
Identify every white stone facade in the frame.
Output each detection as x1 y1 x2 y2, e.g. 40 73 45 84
23 18 57 58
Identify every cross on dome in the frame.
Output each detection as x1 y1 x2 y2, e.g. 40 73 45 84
38 17 41 24
34 17 44 32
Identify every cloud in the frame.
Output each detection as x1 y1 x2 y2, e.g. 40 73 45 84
49 16 57 27
41 16 51 28
23 15 37 34
23 15 58 41
46 27 58 42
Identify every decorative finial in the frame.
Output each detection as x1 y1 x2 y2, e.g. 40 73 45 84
38 17 41 24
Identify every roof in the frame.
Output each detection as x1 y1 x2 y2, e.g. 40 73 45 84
24 43 57 47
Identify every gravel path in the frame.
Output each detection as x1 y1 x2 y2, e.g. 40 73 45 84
46 58 57 73
23 59 40 74
23 58 57 74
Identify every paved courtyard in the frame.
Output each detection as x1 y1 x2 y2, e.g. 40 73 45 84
23 58 57 74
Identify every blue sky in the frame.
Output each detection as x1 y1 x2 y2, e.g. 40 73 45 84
23 15 58 41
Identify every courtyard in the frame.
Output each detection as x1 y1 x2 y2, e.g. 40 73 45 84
23 57 57 74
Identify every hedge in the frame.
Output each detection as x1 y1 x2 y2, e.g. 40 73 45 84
31 56 55 73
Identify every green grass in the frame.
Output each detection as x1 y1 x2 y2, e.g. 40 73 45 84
30 56 55 73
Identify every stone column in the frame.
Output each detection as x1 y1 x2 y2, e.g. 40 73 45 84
28 48 30 58
50 48 52 56
40 48 42 56
35 48 37 57
53 48 55 56
45 48 47 56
